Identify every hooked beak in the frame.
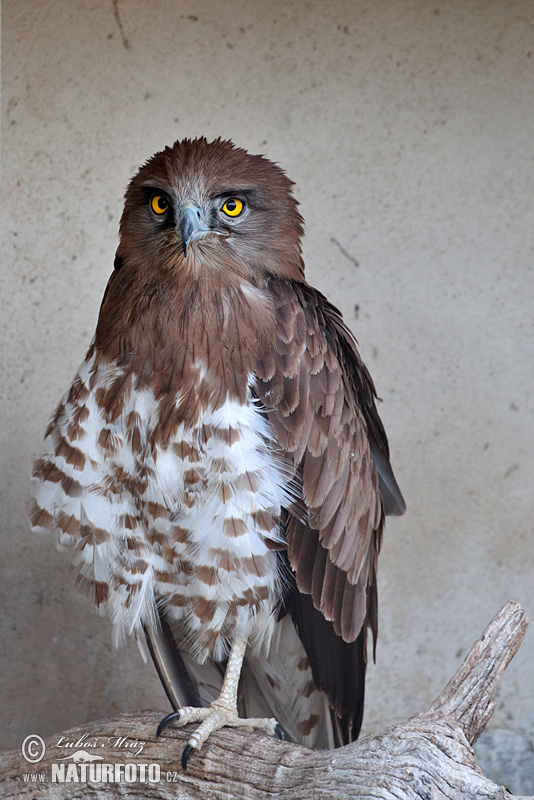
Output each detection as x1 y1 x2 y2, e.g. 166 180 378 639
179 203 209 256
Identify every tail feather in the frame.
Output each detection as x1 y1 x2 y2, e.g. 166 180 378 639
143 615 203 710
239 616 337 749
286 589 367 745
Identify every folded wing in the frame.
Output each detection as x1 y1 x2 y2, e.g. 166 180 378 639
253 277 405 742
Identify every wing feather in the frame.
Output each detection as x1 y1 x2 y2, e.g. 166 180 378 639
255 277 405 741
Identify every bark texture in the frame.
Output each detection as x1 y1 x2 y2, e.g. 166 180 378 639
0 601 529 800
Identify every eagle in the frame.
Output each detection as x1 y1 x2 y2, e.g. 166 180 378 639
31 137 405 769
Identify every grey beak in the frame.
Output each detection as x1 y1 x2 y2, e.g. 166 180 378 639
179 204 204 257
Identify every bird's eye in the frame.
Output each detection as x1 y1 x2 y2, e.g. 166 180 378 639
221 198 244 217
150 195 169 215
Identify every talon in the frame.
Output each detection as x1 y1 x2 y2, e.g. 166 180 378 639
181 743 195 771
275 723 285 741
157 710 181 738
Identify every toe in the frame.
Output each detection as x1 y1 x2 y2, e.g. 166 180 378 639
157 710 181 738
181 743 195 771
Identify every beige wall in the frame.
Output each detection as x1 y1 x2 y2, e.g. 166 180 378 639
2 0 533 763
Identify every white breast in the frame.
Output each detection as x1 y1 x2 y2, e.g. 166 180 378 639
32 352 291 661
146 391 291 662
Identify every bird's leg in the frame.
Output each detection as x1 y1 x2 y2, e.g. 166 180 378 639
157 637 284 769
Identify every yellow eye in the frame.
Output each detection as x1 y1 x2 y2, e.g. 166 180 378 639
151 195 169 215
221 198 244 217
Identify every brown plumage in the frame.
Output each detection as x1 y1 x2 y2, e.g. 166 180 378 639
31 137 405 766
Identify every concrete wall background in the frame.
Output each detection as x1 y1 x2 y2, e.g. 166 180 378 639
2 0 533 782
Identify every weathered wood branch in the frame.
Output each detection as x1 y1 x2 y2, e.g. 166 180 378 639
0 601 529 799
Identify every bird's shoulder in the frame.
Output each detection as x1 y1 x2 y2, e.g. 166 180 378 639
257 276 405 517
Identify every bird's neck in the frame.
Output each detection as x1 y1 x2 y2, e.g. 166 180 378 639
93 266 277 431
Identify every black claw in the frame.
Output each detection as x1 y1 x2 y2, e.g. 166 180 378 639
156 710 181 738
275 724 285 741
181 744 194 771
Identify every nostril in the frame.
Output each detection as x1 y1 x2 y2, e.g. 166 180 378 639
196 210 201 220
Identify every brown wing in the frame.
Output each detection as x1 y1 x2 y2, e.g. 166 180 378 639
254 277 405 741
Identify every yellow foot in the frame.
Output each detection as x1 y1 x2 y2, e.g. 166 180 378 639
157 701 284 770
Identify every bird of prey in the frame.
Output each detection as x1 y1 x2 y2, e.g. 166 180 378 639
31 137 405 769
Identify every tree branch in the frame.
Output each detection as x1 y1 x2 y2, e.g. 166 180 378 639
0 601 529 799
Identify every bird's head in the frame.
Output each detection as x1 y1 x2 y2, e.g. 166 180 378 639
115 137 305 284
